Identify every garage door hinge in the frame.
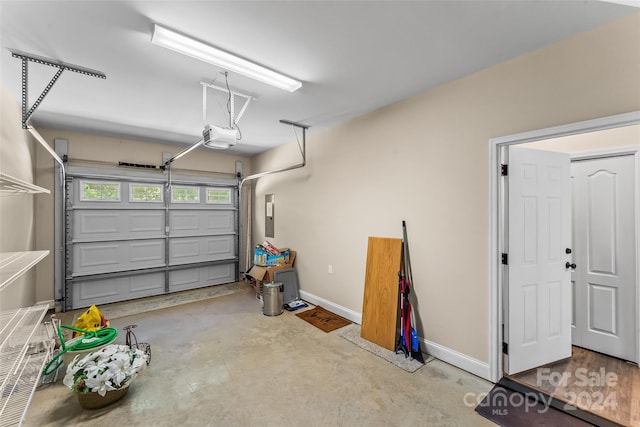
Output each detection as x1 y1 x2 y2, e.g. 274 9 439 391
502 342 508 355
501 164 508 176
501 253 508 265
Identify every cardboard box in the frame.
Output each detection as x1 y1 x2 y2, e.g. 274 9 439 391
246 250 296 295
254 248 291 267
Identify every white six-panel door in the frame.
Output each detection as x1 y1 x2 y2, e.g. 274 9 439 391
571 155 637 362
506 146 572 375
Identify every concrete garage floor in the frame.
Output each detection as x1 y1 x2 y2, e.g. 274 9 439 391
24 282 495 426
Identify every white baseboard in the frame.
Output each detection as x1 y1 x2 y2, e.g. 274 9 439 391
422 339 491 381
299 290 362 324
299 289 492 382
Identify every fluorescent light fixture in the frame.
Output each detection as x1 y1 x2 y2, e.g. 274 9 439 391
599 0 640 7
152 24 302 92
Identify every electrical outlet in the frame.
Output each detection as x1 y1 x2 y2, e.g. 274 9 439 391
328 265 333 274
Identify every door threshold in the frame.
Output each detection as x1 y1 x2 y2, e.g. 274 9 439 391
499 376 624 427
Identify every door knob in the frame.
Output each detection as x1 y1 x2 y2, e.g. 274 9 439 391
565 248 572 254
565 262 576 269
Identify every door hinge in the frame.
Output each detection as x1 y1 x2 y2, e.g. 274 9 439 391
501 164 508 176
503 342 508 355
501 253 508 265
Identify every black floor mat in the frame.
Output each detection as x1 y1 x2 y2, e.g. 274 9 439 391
475 384 597 426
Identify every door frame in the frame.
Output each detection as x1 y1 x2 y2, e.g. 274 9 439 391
488 111 640 382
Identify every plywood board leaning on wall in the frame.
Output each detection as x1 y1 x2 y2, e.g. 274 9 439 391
360 237 403 351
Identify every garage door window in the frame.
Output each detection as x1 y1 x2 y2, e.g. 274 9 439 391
80 181 120 201
206 188 231 204
130 183 163 202
171 186 199 203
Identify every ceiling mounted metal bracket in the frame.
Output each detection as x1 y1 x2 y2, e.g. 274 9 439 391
10 49 106 128
200 81 254 126
240 119 309 191
278 119 309 130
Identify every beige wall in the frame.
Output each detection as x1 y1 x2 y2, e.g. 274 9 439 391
0 83 39 310
31 129 252 306
251 13 640 368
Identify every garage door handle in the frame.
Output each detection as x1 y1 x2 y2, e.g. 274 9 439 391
565 262 576 269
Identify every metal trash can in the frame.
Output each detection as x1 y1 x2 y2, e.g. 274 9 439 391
263 282 284 316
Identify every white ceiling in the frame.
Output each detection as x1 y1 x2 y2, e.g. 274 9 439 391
1 1 637 156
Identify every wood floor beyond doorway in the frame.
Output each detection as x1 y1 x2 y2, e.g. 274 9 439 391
508 347 640 426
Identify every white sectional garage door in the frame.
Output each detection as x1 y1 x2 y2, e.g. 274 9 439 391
64 169 238 310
